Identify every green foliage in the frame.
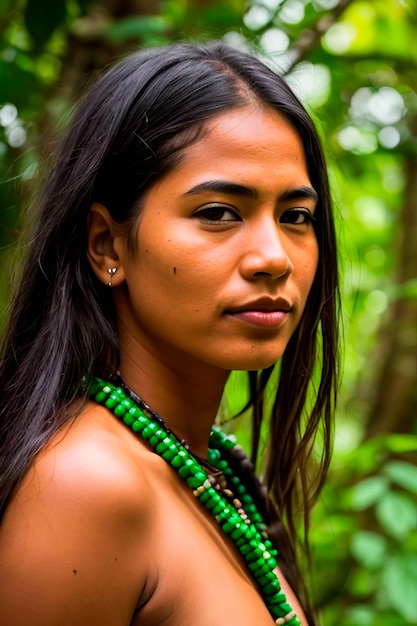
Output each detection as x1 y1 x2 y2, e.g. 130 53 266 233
310 435 417 625
102 15 170 45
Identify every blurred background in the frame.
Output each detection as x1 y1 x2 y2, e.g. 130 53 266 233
0 0 416 624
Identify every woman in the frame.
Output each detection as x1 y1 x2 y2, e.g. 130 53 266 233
0 41 339 625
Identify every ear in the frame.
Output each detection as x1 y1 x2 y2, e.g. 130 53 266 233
86 202 126 287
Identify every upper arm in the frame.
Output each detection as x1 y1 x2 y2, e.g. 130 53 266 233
0 433 154 626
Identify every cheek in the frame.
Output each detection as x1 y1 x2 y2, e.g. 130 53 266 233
295 249 319 313
305 253 319 286
144 232 226 291
131 242 211 308
295 238 319 280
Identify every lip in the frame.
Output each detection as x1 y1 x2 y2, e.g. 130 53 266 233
224 297 292 328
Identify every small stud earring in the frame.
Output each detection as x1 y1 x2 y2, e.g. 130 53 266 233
107 267 117 287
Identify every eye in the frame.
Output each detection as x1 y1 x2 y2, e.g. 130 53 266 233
194 204 241 224
280 208 316 225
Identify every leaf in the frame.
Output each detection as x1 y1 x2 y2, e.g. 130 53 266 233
103 16 169 44
376 491 417 540
349 475 389 510
350 530 388 569
382 554 417 622
24 0 67 51
384 434 417 454
384 460 417 494
344 605 374 625
344 438 383 475
389 278 417 300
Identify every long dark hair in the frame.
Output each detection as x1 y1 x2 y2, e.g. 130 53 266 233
0 41 339 621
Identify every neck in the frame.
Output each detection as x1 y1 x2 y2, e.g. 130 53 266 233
117 332 229 458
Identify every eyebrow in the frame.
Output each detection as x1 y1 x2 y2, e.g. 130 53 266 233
184 180 318 203
184 180 256 199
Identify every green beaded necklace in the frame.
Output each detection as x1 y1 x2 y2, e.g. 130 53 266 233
88 377 301 626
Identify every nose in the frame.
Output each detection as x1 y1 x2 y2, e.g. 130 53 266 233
239 218 294 280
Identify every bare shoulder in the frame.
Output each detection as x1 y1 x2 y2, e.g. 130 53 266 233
12 401 155 521
0 402 159 626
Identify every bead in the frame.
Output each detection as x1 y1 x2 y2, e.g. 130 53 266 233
132 417 147 432
171 454 185 468
207 448 221 463
231 524 247 540
204 491 223 510
142 422 158 439
154 427 166 439
198 489 209 502
149 433 162 447
128 406 141 417
245 547 265 562
258 571 277 586
88 377 300 626
222 518 241 533
193 484 207 496
162 444 178 461
239 543 252 555
114 404 126 417
93 390 107 403
123 412 135 426
177 458 193 476
265 586 286 601
248 556 267 572
212 502 226 516
270 602 293 618
104 396 118 409
156 436 172 454
214 510 230 524
186 476 205 490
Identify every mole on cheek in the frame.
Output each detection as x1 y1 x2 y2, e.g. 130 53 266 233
173 267 177 275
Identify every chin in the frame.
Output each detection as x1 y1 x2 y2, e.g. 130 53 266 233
234 360 280 372
218 351 284 373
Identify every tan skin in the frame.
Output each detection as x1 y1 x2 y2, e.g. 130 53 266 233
0 106 318 625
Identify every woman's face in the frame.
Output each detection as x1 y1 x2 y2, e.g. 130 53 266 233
113 106 319 375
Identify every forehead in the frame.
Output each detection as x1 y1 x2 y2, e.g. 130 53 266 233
204 105 303 151
162 105 310 189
